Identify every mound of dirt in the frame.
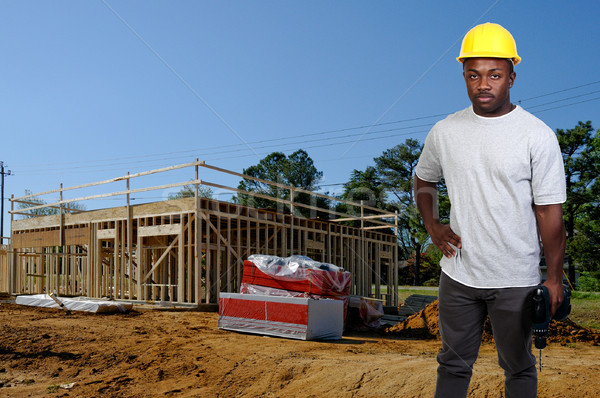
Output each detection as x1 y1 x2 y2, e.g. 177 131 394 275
385 300 440 339
386 300 600 346
545 318 600 345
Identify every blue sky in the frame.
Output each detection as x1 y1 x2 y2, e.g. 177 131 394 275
1 1 599 235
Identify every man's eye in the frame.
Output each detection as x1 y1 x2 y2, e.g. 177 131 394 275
491 74 500 79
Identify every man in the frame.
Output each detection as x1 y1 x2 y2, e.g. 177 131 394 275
414 22 566 398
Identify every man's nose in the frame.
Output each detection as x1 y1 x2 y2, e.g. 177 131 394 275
478 77 491 90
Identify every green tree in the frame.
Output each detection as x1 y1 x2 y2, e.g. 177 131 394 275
236 150 329 218
17 189 85 218
342 166 387 208
168 184 214 200
374 139 425 285
336 166 387 226
577 270 600 292
399 244 443 286
557 121 600 285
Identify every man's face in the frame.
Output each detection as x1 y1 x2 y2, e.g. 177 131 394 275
463 57 516 117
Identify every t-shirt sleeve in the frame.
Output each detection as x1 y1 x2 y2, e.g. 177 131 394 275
531 129 566 205
415 127 443 183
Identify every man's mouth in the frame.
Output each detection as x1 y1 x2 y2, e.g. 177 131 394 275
476 94 494 102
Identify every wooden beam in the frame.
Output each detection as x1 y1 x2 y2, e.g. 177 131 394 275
178 217 184 302
138 224 181 237
97 229 116 239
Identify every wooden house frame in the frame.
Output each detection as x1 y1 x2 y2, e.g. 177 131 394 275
2 161 400 306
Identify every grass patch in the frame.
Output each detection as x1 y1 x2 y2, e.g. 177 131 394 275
571 291 600 300
397 287 438 304
570 291 600 330
47 384 60 393
374 286 438 306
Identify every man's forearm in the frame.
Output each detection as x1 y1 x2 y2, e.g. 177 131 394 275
414 175 461 258
414 175 439 232
536 204 566 283
536 203 566 315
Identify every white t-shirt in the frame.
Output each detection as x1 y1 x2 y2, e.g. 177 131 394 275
415 105 566 288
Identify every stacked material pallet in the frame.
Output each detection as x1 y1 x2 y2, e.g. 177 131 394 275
219 255 350 340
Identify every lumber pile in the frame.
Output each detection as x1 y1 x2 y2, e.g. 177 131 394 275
219 255 349 340
218 293 344 340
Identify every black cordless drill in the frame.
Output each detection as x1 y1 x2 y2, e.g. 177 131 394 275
531 284 571 370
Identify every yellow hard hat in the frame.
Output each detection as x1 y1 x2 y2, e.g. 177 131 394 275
457 22 521 65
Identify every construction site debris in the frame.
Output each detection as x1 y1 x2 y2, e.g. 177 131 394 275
15 294 133 314
346 296 385 329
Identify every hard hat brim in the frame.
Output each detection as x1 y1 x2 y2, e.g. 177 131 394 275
457 53 521 66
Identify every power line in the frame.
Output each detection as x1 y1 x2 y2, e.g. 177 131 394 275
525 89 600 110
531 96 600 115
10 80 600 177
517 80 600 103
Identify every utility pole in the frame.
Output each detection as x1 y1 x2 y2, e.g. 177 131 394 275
0 161 13 243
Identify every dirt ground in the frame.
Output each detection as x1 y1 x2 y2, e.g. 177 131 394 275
0 301 599 398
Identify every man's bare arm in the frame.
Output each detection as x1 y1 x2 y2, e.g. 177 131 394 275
536 203 566 316
414 175 461 258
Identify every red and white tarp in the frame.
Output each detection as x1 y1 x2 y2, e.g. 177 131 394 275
218 293 344 340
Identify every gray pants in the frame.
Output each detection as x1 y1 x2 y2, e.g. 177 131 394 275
435 272 537 398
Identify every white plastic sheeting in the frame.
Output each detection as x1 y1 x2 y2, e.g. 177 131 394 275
243 256 352 297
248 254 344 276
15 294 133 313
